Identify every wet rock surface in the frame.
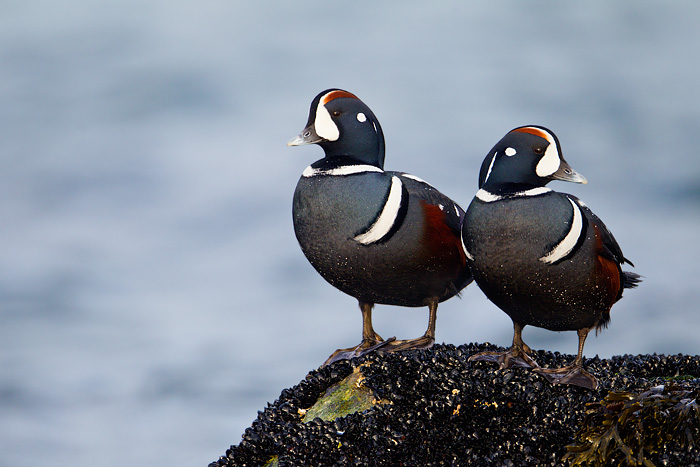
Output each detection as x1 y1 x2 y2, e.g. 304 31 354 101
210 343 700 466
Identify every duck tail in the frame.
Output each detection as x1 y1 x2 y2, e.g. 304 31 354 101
622 271 642 289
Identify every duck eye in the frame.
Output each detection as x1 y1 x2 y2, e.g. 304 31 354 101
332 110 341 118
533 146 544 155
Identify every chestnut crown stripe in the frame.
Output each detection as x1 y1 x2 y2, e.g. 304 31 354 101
321 90 359 105
513 126 551 140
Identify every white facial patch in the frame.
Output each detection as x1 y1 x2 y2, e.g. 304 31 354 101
357 112 366 123
533 130 561 177
314 101 339 141
505 147 517 156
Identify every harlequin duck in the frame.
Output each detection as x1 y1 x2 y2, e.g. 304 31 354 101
461 125 641 389
289 89 472 366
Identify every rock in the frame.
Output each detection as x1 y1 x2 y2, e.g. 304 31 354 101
209 343 700 466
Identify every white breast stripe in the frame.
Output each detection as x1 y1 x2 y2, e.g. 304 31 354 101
401 173 429 184
476 187 552 202
461 233 474 261
354 176 403 245
302 164 383 177
539 197 583 264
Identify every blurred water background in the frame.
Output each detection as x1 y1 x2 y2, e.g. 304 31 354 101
1 1 699 466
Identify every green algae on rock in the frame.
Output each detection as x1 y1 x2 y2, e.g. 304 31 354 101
300 365 386 423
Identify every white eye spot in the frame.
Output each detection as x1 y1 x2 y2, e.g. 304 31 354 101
357 112 367 123
505 147 517 156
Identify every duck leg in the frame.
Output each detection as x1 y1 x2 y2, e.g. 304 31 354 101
323 301 395 366
468 321 540 369
382 300 438 352
535 327 598 390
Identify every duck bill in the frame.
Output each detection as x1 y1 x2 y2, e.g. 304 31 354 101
287 124 323 146
550 160 588 184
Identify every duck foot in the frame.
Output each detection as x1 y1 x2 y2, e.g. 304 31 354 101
323 337 396 366
468 347 540 370
534 364 598 390
379 335 435 352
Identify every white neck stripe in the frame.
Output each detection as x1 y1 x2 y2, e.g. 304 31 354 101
302 164 383 177
354 176 403 245
475 187 552 202
539 196 584 264
482 151 498 184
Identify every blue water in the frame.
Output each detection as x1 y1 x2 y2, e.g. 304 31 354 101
1 1 699 466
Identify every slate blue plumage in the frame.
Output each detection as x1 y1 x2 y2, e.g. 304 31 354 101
462 125 641 389
289 89 472 365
